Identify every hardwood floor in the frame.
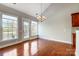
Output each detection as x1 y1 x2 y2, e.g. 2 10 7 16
0 38 75 56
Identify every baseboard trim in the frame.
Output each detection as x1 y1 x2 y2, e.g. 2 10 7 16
39 37 72 44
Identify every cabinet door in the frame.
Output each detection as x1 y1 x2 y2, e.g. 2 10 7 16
72 14 79 27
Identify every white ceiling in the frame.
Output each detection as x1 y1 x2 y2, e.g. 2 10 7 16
2 3 51 17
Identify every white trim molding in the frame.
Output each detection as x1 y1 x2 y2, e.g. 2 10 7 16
39 36 72 44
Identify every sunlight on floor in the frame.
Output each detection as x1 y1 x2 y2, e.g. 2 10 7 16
3 49 17 56
24 43 29 56
31 41 38 55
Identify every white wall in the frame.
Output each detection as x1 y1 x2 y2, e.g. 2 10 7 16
38 4 79 44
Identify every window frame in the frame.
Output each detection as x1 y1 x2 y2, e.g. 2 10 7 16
2 13 18 41
23 18 30 39
31 21 38 36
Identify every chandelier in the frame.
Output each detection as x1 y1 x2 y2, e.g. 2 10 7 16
36 3 47 22
36 13 47 22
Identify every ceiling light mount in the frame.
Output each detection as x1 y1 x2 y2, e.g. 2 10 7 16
12 3 16 5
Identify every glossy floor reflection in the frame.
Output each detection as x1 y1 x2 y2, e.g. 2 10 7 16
0 39 38 56
0 39 75 56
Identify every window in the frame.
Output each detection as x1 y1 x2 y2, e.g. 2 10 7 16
2 14 18 41
31 21 37 36
23 18 29 38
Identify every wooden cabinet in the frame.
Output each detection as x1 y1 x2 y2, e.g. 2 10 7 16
72 33 76 48
72 13 79 27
